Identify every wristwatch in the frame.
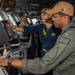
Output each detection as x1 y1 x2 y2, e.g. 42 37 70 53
7 58 13 66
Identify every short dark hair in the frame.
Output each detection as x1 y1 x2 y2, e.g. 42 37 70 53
57 12 72 20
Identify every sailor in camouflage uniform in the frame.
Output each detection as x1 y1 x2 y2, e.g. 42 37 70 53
0 1 75 75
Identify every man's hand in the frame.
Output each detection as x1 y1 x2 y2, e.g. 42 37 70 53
8 20 13 27
8 20 24 32
0 58 8 67
7 20 16 29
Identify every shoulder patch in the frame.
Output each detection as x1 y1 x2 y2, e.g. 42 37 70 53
59 37 70 44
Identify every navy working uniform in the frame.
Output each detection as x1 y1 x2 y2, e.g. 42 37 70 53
23 24 61 56
22 21 75 75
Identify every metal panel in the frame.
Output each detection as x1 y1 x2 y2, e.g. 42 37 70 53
0 21 9 45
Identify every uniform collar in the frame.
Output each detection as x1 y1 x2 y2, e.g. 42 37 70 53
61 21 75 34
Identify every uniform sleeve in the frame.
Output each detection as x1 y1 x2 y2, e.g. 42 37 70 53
22 31 75 74
23 25 39 34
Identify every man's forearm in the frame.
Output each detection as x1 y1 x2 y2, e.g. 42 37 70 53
13 26 24 32
11 59 22 69
0 58 22 69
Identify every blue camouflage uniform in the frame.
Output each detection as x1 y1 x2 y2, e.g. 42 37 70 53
23 24 61 57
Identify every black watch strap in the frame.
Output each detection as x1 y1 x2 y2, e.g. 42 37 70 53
7 58 13 66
